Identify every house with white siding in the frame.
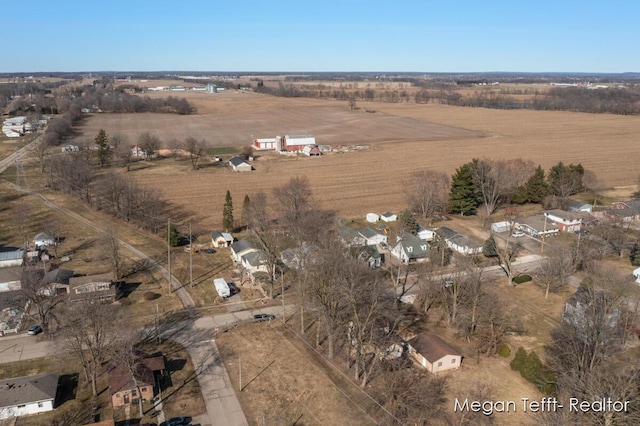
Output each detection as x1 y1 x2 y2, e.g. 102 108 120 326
358 227 387 246
391 232 430 263
407 334 462 374
0 373 59 419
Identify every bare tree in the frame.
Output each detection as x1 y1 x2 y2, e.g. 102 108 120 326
138 132 160 159
473 158 535 216
112 134 133 171
183 137 207 170
273 176 313 237
58 301 121 397
18 268 66 336
100 224 123 280
110 331 147 418
404 170 450 221
537 243 574 299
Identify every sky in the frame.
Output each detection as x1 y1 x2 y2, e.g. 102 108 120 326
1 0 638 73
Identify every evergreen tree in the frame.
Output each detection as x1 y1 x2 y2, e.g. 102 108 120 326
525 165 549 203
167 223 180 247
483 236 498 258
448 162 480 216
510 347 528 372
241 194 251 229
223 190 234 231
95 128 112 167
630 243 640 266
399 209 419 234
547 162 584 198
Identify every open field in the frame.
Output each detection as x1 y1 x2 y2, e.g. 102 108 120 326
71 92 640 229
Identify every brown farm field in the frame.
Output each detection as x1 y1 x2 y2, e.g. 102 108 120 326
76 92 640 229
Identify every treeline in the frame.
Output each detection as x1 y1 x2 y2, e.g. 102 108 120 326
72 85 194 115
254 81 640 115
0 81 67 113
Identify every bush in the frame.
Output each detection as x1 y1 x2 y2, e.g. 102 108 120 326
143 291 159 301
497 342 511 357
512 274 532 285
510 347 527 371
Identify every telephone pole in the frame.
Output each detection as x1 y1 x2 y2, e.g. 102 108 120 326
189 222 193 288
167 218 172 293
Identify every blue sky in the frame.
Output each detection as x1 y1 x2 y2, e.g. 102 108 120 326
2 0 638 73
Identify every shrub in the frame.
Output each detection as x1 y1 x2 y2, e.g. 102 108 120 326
512 274 532 285
510 347 527 371
143 291 159 301
497 342 511 357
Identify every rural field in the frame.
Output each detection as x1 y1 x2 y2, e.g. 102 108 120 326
76 90 640 229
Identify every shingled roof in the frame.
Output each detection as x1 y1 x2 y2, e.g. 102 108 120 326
0 373 58 408
408 334 461 363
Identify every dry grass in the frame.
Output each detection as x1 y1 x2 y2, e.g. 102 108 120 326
70 92 640 229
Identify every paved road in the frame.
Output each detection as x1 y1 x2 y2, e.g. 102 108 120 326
0 333 55 363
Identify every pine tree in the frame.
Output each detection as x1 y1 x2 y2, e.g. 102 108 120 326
241 194 251 229
483 236 498 257
223 190 234 231
510 347 528 372
525 165 549 204
167 223 180 247
399 209 419 234
95 129 112 167
448 162 480 216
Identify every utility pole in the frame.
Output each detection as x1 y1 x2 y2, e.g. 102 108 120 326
239 356 242 391
541 214 548 255
167 219 172 293
281 268 285 325
189 222 193 288
155 304 160 344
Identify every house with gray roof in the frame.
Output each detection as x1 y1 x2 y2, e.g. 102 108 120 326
229 156 252 172
230 240 257 262
358 227 387 246
240 250 270 276
69 272 117 302
338 226 366 247
391 232 430 263
211 231 234 247
407 334 462 374
0 373 58 419
437 227 483 255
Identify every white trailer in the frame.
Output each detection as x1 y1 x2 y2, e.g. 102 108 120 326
214 278 230 298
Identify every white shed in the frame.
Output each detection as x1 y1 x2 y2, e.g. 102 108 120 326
380 212 397 222
366 213 379 223
491 221 511 233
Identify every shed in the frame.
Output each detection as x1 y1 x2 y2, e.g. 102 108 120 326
358 227 388 246
301 145 322 156
408 334 462 374
253 138 277 151
229 157 252 172
380 212 397 222
366 213 379 223
417 225 436 241
0 248 24 268
211 231 234 248
283 135 316 152
490 221 511 234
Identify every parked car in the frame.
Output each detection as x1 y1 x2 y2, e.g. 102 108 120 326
165 417 190 426
254 313 276 322
27 325 42 335
511 231 525 238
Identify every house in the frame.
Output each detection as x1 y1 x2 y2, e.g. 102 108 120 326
417 225 436 241
38 268 73 296
229 156 252 172
365 213 379 223
438 227 482 255
356 245 383 268
33 232 55 248
358 227 388 246
109 356 165 408
68 273 117 302
338 226 366 247
230 240 257 263
544 210 583 233
3 130 22 138
606 200 640 222
253 138 277 151
514 215 559 238
407 334 462 374
0 267 22 293
301 145 322 156
0 373 59 419
282 135 316 152
0 248 24 268
130 145 145 158
634 267 640 284
380 212 397 222
391 233 430 263
211 231 234 248
566 200 593 213
281 243 318 270
240 250 270 276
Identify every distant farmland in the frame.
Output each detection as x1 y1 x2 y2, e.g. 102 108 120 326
78 90 640 228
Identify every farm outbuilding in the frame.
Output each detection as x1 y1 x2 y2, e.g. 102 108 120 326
229 157 252 172
211 231 234 248
381 212 397 222
366 213 379 223
33 232 55 248
408 334 462 374
0 248 24 268
491 221 511 233
283 135 316 152
253 138 277 150
302 145 321 156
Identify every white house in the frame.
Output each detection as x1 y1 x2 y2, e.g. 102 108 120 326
544 210 583 233
0 373 59 419
407 334 462 374
3 130 22 138
211 231 234 248
380 212 397 222
130 145 145 158
365 213 379 223
61 143 80 153
241 250 270 276
230 240 257 263
391 233 430 263
446 234 483 255
358 227 387 246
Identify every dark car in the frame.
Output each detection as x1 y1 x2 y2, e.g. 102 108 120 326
27 325 43 335
165 417 190 426
253 313 276 322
